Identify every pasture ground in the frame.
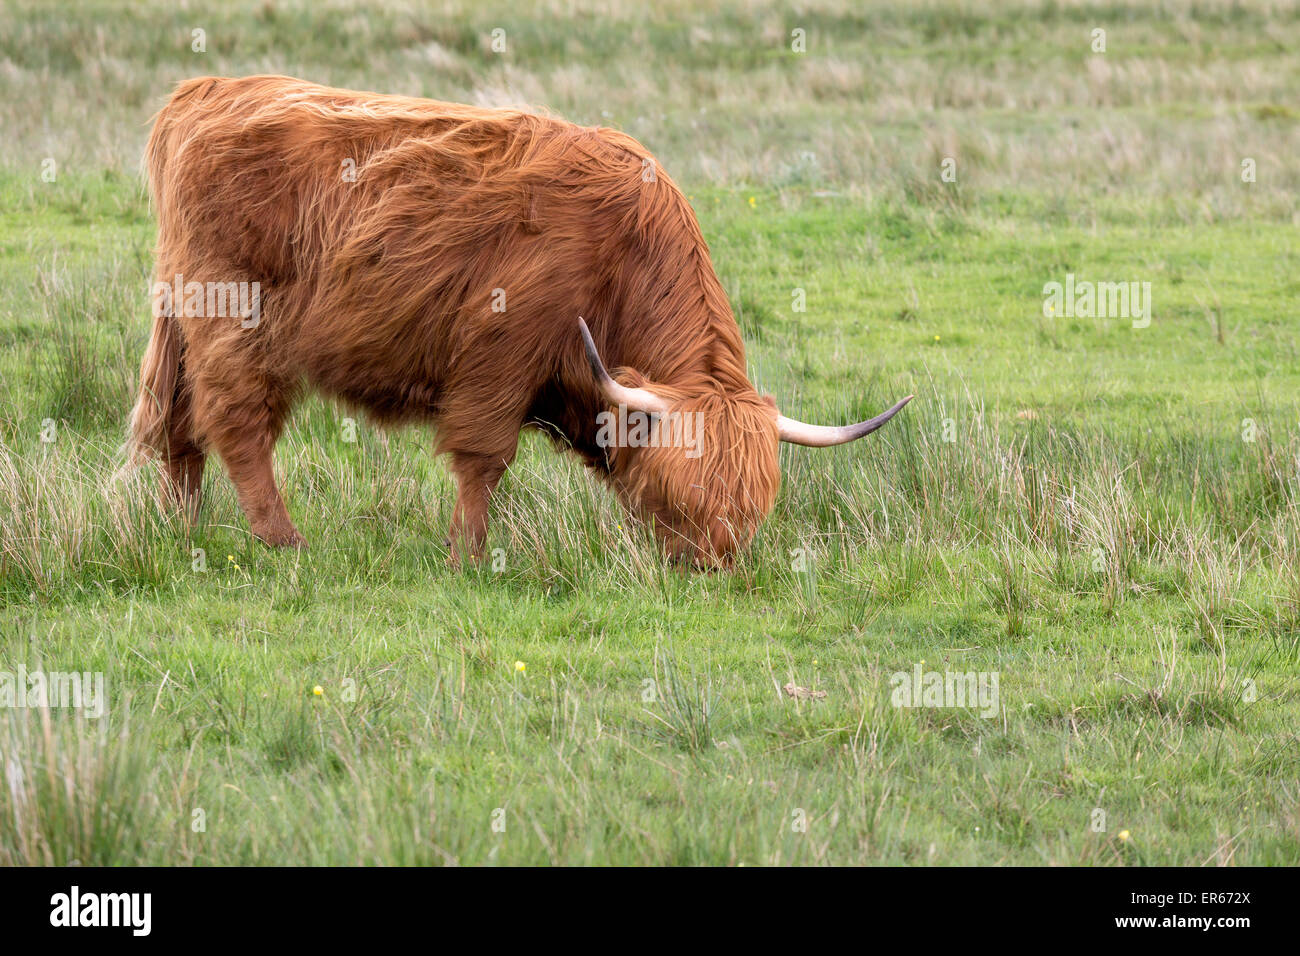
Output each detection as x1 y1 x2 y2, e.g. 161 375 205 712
1 0 1299 864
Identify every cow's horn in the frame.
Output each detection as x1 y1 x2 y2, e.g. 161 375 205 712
777 395 913 446
577 317 672 415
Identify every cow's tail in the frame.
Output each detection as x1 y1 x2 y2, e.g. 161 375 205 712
124 77 219 469
125 308 182 466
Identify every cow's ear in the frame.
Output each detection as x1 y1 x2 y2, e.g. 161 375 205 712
761 394 777 409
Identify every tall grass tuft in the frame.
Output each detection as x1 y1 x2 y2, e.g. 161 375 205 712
640 645 715 752
0 705 163 866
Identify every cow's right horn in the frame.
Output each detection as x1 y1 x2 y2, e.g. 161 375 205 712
777 395 913 446
577 317 673 415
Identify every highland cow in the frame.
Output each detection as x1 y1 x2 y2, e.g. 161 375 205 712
128 76 910 566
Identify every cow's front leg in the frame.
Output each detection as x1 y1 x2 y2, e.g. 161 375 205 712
447 450 512 566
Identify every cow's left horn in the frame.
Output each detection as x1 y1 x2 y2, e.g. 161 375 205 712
777 395 913 447
577 317 673 415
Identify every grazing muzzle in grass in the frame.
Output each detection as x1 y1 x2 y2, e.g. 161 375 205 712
579 318 910 566
605 385 781 568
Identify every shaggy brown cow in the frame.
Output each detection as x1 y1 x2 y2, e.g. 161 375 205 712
128 75 910 566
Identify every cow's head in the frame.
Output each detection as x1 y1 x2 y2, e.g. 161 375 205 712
579 319 911 567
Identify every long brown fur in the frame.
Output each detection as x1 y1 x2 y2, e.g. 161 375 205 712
128 75 781 564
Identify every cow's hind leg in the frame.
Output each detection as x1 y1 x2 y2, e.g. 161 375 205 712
161 377 206 521
164 441 206 523
192 372 304 548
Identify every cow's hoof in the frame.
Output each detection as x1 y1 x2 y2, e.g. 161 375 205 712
256 528 308 549
446 548 482 569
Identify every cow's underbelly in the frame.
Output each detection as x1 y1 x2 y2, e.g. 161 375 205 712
304 349 443 427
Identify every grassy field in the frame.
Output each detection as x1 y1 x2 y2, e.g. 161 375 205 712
2 0 1299 865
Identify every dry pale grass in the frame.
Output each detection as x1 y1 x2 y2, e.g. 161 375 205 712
1 0 1296 217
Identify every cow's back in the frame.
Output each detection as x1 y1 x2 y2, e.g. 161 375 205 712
146 76 732 437
149 76 477 286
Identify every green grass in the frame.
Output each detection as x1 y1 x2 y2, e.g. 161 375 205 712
2 0 1300 865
